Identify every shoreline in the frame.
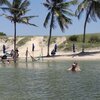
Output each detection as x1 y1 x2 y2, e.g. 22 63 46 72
0 36 100 61
18 51 100 61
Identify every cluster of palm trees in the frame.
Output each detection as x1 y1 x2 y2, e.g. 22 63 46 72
0 0 100 62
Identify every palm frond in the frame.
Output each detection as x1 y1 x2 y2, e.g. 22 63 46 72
20 21 37 27
62 15 72 25
19 0 30 10
51 14 56 29
46 0 50 3
0 7 10 12
44 12 51 27
0 0 7 5
75 0 88 19
20 16 38 21
16 9 30 18
68 0 78 5
43 3 51 9
1 14 14 22
90 9 97 22
12 0 21 8
18 17 38 27
57 16 64 32
59 0 77 7
62 10 75 16
94 1 100 19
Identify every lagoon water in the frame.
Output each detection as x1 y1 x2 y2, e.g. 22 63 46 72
0 60 100 100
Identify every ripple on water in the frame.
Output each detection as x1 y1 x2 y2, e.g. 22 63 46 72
0 60 99 100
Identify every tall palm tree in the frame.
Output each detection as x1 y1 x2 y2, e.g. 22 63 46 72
76 0 100 53
43 0 77 57
1 0 37 62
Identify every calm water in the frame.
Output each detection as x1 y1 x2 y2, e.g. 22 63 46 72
0 60 100 100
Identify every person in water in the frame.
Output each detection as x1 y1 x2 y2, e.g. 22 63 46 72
71 62 77 71
68 62 81 71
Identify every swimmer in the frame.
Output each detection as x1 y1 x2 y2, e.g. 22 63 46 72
68 62 81 71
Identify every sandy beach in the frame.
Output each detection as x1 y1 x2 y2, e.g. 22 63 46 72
41 50 100 61
0 36 100 61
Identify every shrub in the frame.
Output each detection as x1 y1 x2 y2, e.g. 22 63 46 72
43 36 56 45
68 35 79 42
88 35 100 43
17 37 31 47
0 32 6 36
58 41 72 51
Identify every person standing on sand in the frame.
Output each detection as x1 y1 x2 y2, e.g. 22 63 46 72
32 43 35 57
72 43 76 57
32 43 35 52
54 43 57 52
72 43 76 53
3 44 6 53
25 47 28 62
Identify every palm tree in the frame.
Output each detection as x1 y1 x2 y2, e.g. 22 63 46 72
43 0 77 57
1 0 37 62
76 0 100 53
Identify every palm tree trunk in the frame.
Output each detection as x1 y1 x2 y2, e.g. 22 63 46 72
47 13 54 57
47 26 52 57
82 15 87 53
82 3 92 53
14 22 16 63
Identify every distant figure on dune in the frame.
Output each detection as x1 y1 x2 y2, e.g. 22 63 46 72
32 43 35 52
54 43 57 52
3 44 6 53
72 43 76 53
25 47 28 62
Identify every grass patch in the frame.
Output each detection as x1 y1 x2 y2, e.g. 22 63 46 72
17 37 31 47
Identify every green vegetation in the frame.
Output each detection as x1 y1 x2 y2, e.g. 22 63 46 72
43 33 100 52
0 33 100 52
68 35 79 42
88 35 100 43
43 36 56 44
17 37 31 47
58 33 100 51
0 32 6 36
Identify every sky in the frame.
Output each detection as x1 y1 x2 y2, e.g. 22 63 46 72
0 0 100 36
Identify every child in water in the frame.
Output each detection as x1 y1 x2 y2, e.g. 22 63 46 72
68 62 81 71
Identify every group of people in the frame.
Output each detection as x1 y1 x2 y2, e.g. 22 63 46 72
0 45 19 62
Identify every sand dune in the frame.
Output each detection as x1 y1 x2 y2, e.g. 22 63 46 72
0 36 100 61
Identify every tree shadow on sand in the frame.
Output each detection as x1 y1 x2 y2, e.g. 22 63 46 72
42 51 100 58
71 51 100 56
66 51 100 57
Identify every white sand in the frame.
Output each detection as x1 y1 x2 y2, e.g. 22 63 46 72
0 36 100 61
